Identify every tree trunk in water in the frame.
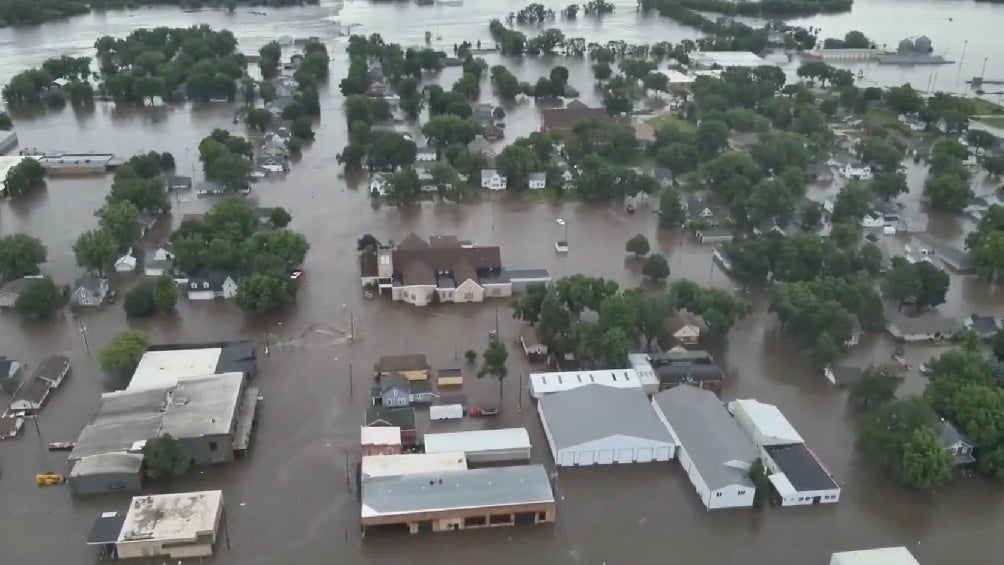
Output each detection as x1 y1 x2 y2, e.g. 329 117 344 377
498 377 504 404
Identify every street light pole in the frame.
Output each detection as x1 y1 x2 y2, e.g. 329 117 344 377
78 320 90 356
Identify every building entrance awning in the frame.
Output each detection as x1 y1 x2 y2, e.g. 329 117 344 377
86 512 125 545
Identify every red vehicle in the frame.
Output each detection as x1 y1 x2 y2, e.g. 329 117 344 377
469 405 498 418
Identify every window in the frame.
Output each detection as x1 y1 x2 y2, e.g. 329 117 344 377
209 441 219 451
715 492 722 497
737 490 746 495
203 282 210 289
464 292 474 300
463 516 486 527
537 512 547 521
489 514 513 525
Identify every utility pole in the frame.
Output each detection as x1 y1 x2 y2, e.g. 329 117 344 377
517 372 523 412
350 311 355 340
494 305 500 338
221 505 232 550
348 362 354 400
345 451 351 492
78 320 90 355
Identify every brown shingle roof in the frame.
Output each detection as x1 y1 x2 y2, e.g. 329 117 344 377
397 233 430 250
541 104 611 133
393 245 502 286
360 250 378 278
374 354 429 374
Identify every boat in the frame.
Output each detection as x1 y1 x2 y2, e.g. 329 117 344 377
48 442 75 451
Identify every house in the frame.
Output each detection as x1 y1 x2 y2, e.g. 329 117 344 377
72 275 108 307
113 491 224 559
0 415 24 439
529 369 644 399
652 386 758 510
560 169 576 190
370 373 434 407
697 228 734 244
8 355 71 414
646 349 725 391
650 167 673 188
365 406 418 446
417 168 438 193
939 420 976 466
114 250 138 273
483 124 505 142
728 399 840 507
964 314 1000 339
839 163 873 180
528 172 546 191
830 547 919 565
672 311 705 346
374 354 429 381
0 355 25 391
540 101 613 134
144 245 175 277
823 365 864 386
633 122 656 150
163 175 192 191
137 212 159 237
538 385 674 466
684 195 717 223
361 426 403 456
256 155 288 173
360 465 555 537
884 306 957 341
0 276 38 308
481 169 507 191
467 135 496 159
424 428 531 464
369 173 391 197
415 147 438 163
187 272 239 300
519 326 548 360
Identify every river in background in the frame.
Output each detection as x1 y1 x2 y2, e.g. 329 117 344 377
0 1 1004 564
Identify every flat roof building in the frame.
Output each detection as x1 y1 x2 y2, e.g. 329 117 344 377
652 386 757 510
128 341 257 391
424 428 531 464
830 547 919 565
361 426 402 456
361 465 555 536
538 385 674 466
693 51 767 68
361 452 468 481
116 490 224 559
529 368 643 398
728 398 803 446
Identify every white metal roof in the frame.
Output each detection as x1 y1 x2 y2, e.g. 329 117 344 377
830 547 919 565
128 348 222 391
361 452 467 479
361 426 401 446
529 369 642 398
728 398 804 446
627 353 661 390
694 51 767 68
424 428 530 454
118 490 223 544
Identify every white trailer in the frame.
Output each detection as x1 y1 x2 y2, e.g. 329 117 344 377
430 404 464 420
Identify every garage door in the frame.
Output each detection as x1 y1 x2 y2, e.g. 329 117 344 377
577 450 594 465
559 451 575 467
617 448 634 463
597 450 615 464
656 446 672 461
636 447 654 463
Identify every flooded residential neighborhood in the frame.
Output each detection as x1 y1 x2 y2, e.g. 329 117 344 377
1 1 1004 564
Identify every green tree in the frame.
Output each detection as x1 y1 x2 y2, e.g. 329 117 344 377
386 168 422 206
124 284 158 317
490 65 521 100
635 292 675 350
694 119 730 159
244 108 273 132
479 338 509 403
810 332 841 370
870 171 908 202
830 222 861 250
269 207 292 228
73 228 118 276
656 143 698 181
496 145 541 190
421 115 482 148
625 234 651 258
96 200 141 254
367 132 417 171
98 330 149 387
3 158 45 197
856 396 937 482
993 329 1004 361
924 172 973 213
749 458 770 508
832 180 873 223
108 169 170 213
337 144 366 171
251 229 310 269
143 434 192 480
600 327 630 367
0 112 12 130
0 234 46 281
642 253 670 281
858 242 884 277
14 277 63 319
659 188 686 228
900 425 954 491
153 275 178 312
237 273 295 314
511 283 549 325
850 366 899 410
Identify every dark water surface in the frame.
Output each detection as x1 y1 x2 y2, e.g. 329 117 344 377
1 1 1003 564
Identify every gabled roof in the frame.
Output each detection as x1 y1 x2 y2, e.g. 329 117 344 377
938 419 973 447
392 236 502 286
652 386 756 490
73 275 106 295
539 385 672 449
365 406 416 430
374 354 429 374
188 271 238 292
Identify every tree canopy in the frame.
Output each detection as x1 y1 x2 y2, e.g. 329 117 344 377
0 234 46 282
98 330 149 389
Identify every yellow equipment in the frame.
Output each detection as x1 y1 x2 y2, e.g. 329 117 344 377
36 473 64 486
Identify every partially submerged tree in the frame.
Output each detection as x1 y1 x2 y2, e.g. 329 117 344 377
143 434 192 480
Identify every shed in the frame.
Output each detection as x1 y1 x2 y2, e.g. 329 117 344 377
727 398 804 447
538 385 674 466
529 369 643 398
519 326 548 359
69 452 144 496
436 366 465 388
423 428 531 464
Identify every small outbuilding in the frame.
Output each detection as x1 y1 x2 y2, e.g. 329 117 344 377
519 326 548 360
423 428 531 464
69 453 144 496
538 385 674 467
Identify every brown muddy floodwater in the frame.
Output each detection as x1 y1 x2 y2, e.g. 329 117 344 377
2 2 1004 564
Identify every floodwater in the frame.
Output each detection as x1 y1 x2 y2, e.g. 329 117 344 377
1 1 1003 564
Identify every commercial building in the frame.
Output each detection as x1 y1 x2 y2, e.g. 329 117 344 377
424 428 531 464
529 368 644 399
36 152 117 175
68 372 259 495
728 399 840 506
360 465 555 536
361 452 468 481
115 490 224 559
692 51 767 69
830 547 919 565
639 349 725 391
652 386 757 510
127 341 257 391
361 426 402 456
538 385 674 466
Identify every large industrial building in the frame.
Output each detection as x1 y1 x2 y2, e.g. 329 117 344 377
68 372 259 495
728 398 841 507
127 341 257 391
360 465 555 536
537 385 674 466
529 368 648 398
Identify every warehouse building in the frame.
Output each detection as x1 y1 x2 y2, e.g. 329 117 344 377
360 465 555 536
728 398 840 507
69 453 144 496
361 452 468 481
127 341 257 391
537 385 674 466
529 368 644 399
115 490 224 559
423 428 531 464
830 547 919 565
652 386 757 510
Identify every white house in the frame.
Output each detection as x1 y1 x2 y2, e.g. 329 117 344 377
114 249 138 273
560 169 576 190
538 385 675 467
369 174 390 197
839 163 872 180
652 386 757 510
144 245 175 277
72 275 108 307
187 272 239 300
415 147 438 163
481 169 507 191
528 172 546 190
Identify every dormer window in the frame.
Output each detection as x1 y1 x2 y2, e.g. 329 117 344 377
190 283 197 289
203 282 210 289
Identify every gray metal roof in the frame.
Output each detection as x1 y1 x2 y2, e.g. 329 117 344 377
361 464 553 519
652 386 756 491
69 387 167 460
538 385 672 450
160 372 244 438
70 452 144 478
